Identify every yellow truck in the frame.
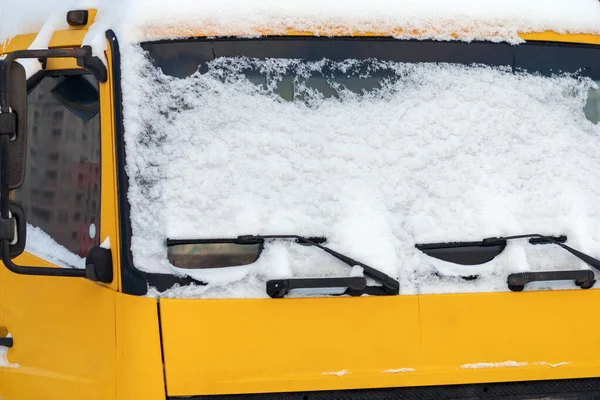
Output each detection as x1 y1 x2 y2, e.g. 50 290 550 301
2 7 600 400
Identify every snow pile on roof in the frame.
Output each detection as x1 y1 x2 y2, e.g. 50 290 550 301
124 43 600 298
3 0 600 45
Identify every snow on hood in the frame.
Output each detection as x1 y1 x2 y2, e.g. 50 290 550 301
124 44 600 298
3 0 600 46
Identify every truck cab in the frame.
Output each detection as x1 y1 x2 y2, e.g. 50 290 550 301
1 7 600 400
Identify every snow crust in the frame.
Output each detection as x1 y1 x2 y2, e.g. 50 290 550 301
3 0 600 46
124 43 600 298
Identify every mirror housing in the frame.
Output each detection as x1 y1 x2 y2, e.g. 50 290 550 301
0 60 27 190
85 246 113 283
7 201 26 259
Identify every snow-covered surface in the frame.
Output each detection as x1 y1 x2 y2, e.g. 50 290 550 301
0 334 19 369
461 360 571 369
322 369 350 376
536 361 571 368
3 0 600 46
461 361 528 369
126 45 600 298
25 224 85 269
17 9 70 78
382 368 415 373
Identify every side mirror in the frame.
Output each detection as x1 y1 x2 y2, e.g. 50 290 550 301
85 246 113 283
0 60 27 190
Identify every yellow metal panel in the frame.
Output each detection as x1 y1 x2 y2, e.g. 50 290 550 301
159 289 600 396
0 272 116 400
115 294 165 400
159 296 421 395
521 31 600 45
0 35 120 400
100 38 122 292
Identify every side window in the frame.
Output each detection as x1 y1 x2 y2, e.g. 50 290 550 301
14 73 101 267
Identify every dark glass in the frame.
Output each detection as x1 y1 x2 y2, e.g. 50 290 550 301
15 74 101 261
141 38 600 123
167 243 262 269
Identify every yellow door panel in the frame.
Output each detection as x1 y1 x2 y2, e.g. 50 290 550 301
0 270 115 400
159 289 600 396
115 293 165 400
159 296 420 396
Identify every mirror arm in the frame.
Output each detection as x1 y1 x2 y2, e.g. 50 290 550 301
0 240 86 277
0 47 94 111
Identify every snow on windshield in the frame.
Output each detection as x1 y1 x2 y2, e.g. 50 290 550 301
122 43 600 298
3 0 600 46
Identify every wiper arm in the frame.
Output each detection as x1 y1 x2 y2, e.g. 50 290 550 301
483 234 600 273
237 235 400 296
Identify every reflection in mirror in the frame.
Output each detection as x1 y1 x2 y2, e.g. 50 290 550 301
168 242 262 269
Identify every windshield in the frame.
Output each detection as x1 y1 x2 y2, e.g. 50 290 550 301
124 38 600 297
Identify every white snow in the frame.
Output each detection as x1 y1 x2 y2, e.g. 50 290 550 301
382 368 415 373
461 360 571 369
3 0 600 47
461 361 528 369
25 224 85 269
17 9 70 78
122 45 600 298
322 369 350 376
0 334 19 369
535 361 571 368
100 237 111 250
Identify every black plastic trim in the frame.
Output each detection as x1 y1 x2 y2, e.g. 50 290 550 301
169 377 600 400
108 30 210 295
107 30 149 295
507 270 596 292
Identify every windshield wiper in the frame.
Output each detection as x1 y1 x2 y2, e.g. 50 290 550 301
483 234 600 271
418 233 599 291
236 235 400 297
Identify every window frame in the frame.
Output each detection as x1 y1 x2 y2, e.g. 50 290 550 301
110 32 600 295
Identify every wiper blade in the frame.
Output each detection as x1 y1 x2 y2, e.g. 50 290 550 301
238 235 400 295
417 233 600 291
416 235 567 266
